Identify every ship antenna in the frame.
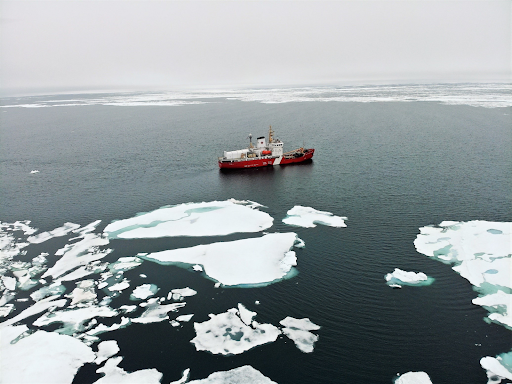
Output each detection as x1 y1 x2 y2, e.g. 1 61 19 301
248 133 253 148
268 125 274 144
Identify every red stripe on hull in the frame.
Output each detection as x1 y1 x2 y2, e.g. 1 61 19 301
218 149 314 169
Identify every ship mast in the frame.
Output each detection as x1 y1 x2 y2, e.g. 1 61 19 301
268 125 274 144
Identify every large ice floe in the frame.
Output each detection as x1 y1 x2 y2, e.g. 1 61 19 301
104 199 273 239
414 220 511 382
142 233 298 287
394 371 433 384
385 268 434 288
282 206 347 228
184 365 277 384
191 304 320 355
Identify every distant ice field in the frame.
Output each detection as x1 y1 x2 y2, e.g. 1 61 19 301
2 83 511 108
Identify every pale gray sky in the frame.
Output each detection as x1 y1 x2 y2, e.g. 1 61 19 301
1 0 510 94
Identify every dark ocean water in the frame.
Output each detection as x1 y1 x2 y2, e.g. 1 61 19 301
1 87 511 383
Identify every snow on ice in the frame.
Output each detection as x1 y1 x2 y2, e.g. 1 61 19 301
394 371 433 384
185 365 277 384
282 206 347 228
385 268 434 288
279 317 321 353
104 200 273 239
143 233 298 287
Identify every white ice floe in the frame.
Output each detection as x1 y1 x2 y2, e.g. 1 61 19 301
33 304 118 335
143 233 298 287
191 304 281 355
169 368 190 384
0 295 67 329
131 284 159 300
279 317 321 353
95 340 120 364
107 278 130 293
395 371 433 384
94 356 162 384
1 325 96 384
42 233 111 280
473 291 512 329
186 365 277 384
30 170 39 174
28 222 81 244
481 351 512 384
283 206 347 228
2 275 17 291
169 287 197 301
67 280 96 306
31 282 66 302
104 200 273 239
176 314 194 322
87 317 131 337
385 268 434 288
131 298 186 324
0 303 14 317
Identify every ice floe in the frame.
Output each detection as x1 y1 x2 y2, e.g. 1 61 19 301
385 268 434 288
131 298 186 324
30 170 39 174
95 356 163 384
169 287 197 301
28 222 81 244
279 317 321 353
186 365 277 384
95 340 120 364
130 284 159 300
143 233 298 287
394 371 433 384
176 314 194 322
191 304 281 355
282 206 347 228
0 295 67 329
480 350 512 384
104 200 273 239
0 325 96 384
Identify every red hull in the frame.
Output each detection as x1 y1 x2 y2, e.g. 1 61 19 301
219 149 314 169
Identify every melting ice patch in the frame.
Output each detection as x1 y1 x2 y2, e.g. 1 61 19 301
282 206 347 228
191 304 281 355
142 233 298 287
104 200 273 239
394 371 433 384
385 268 434 288
279 317 321 353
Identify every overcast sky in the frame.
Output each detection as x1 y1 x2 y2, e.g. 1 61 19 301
0 0 510 94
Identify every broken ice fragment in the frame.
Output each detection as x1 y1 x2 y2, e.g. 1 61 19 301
130 284 159 300
191 304 281 355
131 298 186 324
279 317 320 353
394 371 433 384
169 287 197 301
385 268 434 288
186 365 277 384
283 206 347 228
176 314 194 322
28 222 81 244
94 356 162 384
480 351 512 384
95 340 120 364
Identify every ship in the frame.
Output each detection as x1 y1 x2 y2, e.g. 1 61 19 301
218 126 314 169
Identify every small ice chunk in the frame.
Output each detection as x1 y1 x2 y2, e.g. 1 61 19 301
283 206 347 228
143 233 298 287
279 317 321 353
30 170 39 174
176 314 194 322
104 200 273 239
2 276 17 291
192 264 203 272
385 268 434 287
33 305 118 335
119 305 137 313
191 305 281 355
169 368 190 384
186 365 277 384
131 299 186 324
170 320 180 327
395 371 433 384
95 356 162 384
95 340 120 364
140 273 147 278
0 304 14 317
255 300 260 305
0 325 96 384
107 278 130 292
130 284 159 300
170 287 197 301
28 222 81 244
87 317 130 336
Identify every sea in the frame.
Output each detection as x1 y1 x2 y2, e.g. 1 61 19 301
1 83 511 384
